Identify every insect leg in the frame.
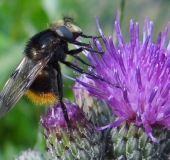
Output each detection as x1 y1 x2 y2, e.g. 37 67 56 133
67 48 94 68
80 34 102 39
71 41 90 47
61 60 120 88
53 62 71 128
71 41 104 54
67 48 83 54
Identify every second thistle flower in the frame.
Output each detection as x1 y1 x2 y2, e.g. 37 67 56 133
41 99 104 160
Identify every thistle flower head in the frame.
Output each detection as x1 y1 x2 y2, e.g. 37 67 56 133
41 99 104 159
76 16 170 143
41 99 86 130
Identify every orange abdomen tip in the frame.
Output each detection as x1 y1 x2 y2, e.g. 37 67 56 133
25 90 58 105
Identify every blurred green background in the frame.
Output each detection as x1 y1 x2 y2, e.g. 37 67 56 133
0 0 170 159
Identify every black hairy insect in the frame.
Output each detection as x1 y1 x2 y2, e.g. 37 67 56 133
0 17 107 126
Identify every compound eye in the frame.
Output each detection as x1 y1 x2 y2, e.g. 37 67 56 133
54 26 74 41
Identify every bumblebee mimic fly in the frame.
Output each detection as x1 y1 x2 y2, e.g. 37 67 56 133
0 17 108 125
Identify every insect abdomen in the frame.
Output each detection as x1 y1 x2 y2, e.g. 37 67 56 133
25 66 58 105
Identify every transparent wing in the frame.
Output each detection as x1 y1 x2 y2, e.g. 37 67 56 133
0 54 52 118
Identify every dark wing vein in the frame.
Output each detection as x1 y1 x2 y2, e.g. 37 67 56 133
0 54 52 118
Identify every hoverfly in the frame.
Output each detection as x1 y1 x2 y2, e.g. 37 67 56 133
0 17 106 125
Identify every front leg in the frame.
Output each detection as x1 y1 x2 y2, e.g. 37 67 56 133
67 48 94 68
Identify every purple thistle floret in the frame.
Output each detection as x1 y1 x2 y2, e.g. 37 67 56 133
77 17 170 142
41 99 86 131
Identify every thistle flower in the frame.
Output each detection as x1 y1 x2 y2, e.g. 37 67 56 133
41 99 104 160
74 75 114 127
75 17 170 159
